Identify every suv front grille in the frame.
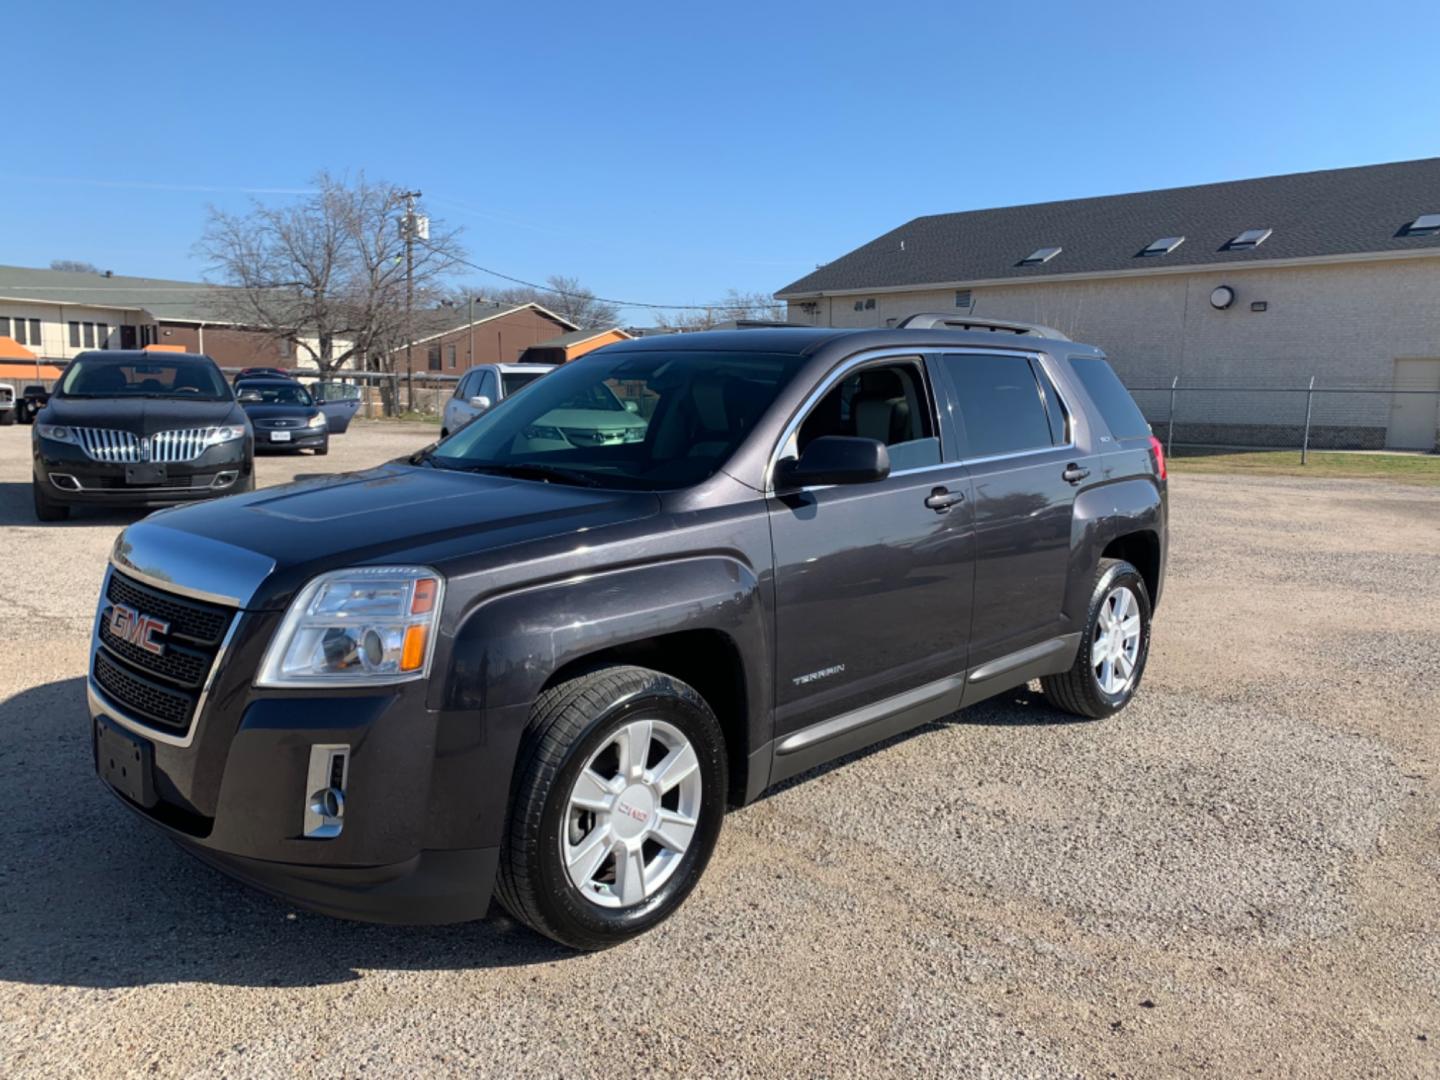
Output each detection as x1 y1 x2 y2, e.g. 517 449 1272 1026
93 571 236 735
72 427 223 464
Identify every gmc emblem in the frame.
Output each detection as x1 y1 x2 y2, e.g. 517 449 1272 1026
109 603 170 656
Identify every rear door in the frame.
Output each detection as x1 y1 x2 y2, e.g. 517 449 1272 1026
935 350 1096 670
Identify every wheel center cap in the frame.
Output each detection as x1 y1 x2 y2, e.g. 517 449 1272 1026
612 784 655 840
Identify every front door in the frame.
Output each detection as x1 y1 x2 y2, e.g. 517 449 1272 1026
936 351 1092 669
1387 359 1440 450
767 356 975 749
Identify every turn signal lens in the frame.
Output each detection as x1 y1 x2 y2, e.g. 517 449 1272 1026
400 625 427 671
410 578 438 615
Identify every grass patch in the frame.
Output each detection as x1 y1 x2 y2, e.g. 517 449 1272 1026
1169 446 1440 485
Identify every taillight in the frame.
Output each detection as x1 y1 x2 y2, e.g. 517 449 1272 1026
1149 435 1167 481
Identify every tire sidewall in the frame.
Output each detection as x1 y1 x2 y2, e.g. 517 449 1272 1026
528 678 726 946
1081 562 1152 716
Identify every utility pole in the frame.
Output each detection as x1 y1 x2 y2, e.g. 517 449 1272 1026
468 295 475 366
397 190 423 412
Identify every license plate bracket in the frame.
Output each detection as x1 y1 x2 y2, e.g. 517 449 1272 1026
95 718 157 808
124 463 167 486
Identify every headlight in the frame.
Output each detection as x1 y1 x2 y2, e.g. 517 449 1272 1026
307 412 328 428
623 427 646 443
204 425 248 447
256 567 443 687
38 425 75 443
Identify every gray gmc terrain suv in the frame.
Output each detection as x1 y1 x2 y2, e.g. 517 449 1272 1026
88 316 1167 949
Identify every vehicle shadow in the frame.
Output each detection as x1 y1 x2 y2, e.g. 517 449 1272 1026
0 481 146 528
0 677 569 991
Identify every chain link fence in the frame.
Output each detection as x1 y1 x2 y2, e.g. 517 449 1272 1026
1126 376 1440 457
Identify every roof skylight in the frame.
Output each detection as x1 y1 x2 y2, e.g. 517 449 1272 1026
1141 236 1185 256
1019 246 1062 265
1404 213 1440 236
1226 228 1272 250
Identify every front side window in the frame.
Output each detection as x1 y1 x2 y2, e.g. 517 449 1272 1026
475 370 497 400
791 358 940 471
941 353 1055 458
59 357 231 400
432 349 809 491
501 371 544 397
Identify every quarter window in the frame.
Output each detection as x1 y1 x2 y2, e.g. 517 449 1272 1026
794 358 940 472
941 353 1055 458
1068 357 1150 438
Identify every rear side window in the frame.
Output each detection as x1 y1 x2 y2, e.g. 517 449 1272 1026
1068 357 1150 438
941 353 1054 458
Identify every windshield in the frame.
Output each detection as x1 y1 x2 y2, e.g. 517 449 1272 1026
239 381 314 406
431 349 809 490
500 372 544 396
59 357 231 400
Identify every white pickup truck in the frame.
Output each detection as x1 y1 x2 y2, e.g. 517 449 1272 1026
0 383 16 425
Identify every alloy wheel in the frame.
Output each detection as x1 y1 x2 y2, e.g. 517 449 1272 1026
1093 585 1142 695
561 718 703 909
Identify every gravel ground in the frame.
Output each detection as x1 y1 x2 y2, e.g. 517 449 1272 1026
0 422 1436 1078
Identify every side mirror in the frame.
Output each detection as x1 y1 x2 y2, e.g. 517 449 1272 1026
623 399 639 414
469 394 492 411
238 389 262 403
777 436 890 488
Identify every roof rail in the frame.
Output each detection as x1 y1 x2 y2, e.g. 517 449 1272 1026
894 313 1070 340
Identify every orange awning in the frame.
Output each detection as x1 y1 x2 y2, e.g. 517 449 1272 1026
0 361 64 381
0 335 36 360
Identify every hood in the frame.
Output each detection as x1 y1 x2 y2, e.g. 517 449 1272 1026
133 461 662 608
45 396 243 434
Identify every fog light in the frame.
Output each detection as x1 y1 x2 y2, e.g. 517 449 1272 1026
212 471 239 489
50 474 80 491
303 744 349 838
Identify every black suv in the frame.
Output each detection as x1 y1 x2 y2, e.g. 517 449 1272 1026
33 351 255 521
87 317 1166 949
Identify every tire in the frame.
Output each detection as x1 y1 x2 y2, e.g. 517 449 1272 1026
495 665 728 950
32 478 69 522
0 408 15 426
1040 558 1152 720
313 438 329 456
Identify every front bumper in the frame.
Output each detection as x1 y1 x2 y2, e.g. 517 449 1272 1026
87 673 503 925
35 438 251 506
253 424 326 451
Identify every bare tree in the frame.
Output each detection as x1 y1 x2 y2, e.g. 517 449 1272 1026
50 259 103 274
197 172 465 375
653 289 785 331
452 274 621 329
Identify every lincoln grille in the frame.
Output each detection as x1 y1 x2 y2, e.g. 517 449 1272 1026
72 427 225 464
94 571 235 734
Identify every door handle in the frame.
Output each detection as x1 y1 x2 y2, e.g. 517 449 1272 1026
924 486 966 512
1062 464 1091 484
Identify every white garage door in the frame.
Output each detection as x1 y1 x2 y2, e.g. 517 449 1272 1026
1387 359 1440 450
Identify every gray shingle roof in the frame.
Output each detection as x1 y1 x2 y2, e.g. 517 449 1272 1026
0 265 237 321
776 158 1440 297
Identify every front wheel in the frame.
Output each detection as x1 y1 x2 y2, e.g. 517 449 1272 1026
1041 558 1152 719
495 665 727 950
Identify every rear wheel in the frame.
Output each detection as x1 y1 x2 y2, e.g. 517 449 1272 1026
1040 558 1151 719
495 665 727 950
0 408 15 426
32 477 69 522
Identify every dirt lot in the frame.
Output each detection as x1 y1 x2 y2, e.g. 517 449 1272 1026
1 420 1436 1078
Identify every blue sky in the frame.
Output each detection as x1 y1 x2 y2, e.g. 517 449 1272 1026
5 0 1438 322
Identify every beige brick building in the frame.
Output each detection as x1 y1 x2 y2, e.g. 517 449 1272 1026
777 159 1440 450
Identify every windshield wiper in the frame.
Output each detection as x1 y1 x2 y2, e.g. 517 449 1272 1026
454 462 602 487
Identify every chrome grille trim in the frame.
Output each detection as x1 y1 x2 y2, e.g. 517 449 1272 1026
70 427 224 464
